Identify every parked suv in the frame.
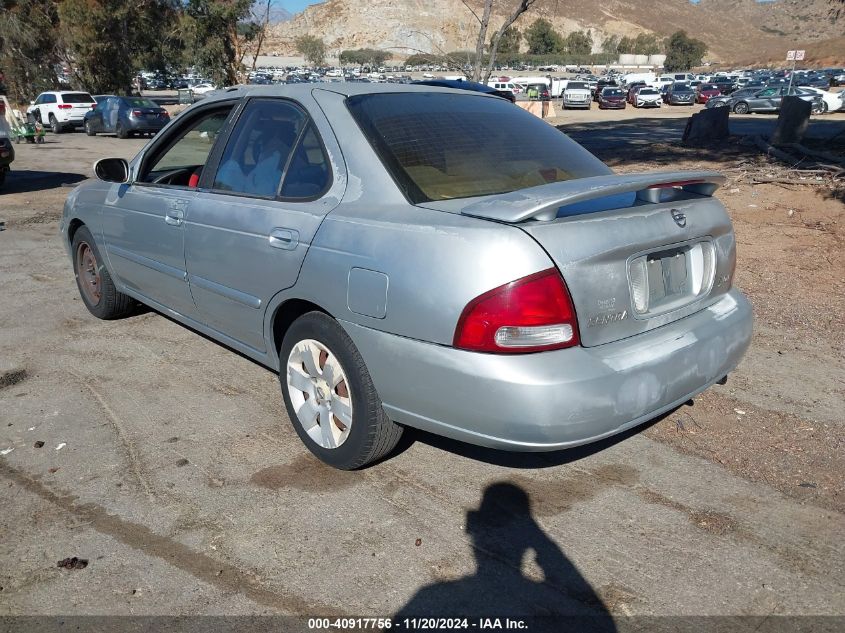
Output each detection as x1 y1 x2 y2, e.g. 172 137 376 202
27 91 97 133
562 81 592 109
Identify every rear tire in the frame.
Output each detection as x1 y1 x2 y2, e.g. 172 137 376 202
71 225 135 320
116 122 128 139
279 311 403 470
49 114 61 134
733 102 749 114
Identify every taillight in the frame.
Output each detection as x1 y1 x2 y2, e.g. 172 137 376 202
57 104 72 109
131 110 143 117
453 269 579 353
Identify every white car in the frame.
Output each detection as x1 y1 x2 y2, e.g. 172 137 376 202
26 91 97 133
799 87 844 113
636 88 663 108
191 83 217 95
562 81 592 109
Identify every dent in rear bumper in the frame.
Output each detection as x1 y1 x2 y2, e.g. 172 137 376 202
341 289 753 451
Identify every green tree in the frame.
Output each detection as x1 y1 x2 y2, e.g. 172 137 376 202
664 30 706 72
492 26 521 55
0 0 61 103
525 18 564 55
339 48 390 67
295 34 327 66
58 0 183 94
616 35 634 55
565 31 592 57
184 0 252 86
601 34 620 55
633 33 662 55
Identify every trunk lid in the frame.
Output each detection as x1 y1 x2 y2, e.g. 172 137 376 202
421 171 737 347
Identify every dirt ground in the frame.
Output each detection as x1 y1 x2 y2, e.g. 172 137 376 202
0 104 843 622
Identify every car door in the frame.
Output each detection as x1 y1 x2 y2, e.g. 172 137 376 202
89 100 106 131
747 88 774 111
38 93 56 123
184 97 341 352
100 102 236 319
103 97 120 132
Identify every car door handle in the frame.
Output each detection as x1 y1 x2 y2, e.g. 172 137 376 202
165 199 187 226
268 228 299 250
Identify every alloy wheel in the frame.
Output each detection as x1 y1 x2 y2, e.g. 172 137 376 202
286 339 353 449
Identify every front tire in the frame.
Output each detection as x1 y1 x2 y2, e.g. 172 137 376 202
279 312 403 470
85 120 96 136
71 226 135 319
733 102 749 114
116 122 128 139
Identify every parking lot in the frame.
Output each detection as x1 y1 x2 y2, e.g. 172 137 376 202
1 104 843 625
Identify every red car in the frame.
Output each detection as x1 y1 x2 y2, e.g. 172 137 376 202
696 83 721 104
598 87 627 109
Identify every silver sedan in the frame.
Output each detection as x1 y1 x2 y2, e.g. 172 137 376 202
61 84 752 469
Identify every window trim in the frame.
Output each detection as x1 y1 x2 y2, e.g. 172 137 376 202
203 96 333 204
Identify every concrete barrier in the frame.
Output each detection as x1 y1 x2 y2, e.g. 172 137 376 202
516 100 557 119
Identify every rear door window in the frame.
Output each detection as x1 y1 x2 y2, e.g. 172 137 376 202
279 122 331 199
346 92 607 204
211 99 306 198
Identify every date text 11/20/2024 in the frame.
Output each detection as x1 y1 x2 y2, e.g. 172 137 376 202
308 618 529 630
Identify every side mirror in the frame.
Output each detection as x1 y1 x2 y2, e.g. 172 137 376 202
30 100 35 106
94 158 129 183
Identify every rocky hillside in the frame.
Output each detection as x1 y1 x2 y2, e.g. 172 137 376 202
266 0 843 65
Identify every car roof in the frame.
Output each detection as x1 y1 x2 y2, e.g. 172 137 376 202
197 82 499 104
41 90 93 94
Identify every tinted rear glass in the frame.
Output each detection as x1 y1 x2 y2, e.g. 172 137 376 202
62 93 95 103
346 92 607 204
122 97 159 108
567 82 588 89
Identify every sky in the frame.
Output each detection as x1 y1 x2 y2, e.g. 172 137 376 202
278 0 322 13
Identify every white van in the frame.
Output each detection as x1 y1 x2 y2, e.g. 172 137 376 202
622 72 656 87
488 79 520 94
549 77 569 97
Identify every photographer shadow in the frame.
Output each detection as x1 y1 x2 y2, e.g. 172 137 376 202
394 482 617 632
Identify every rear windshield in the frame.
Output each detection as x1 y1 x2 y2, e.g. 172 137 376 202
122 97 159 108
346 92 607 204
61 93 94 103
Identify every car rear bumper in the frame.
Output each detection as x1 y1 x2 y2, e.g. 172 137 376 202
343 289 752 451
57 112 87 125
127 119 167 132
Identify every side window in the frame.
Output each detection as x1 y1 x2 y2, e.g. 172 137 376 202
212 99 306 198
34 94 44 105
279 122 331 199
44 94 57 104
141 107 232 184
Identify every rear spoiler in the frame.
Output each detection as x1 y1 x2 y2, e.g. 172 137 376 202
460 171 726 223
